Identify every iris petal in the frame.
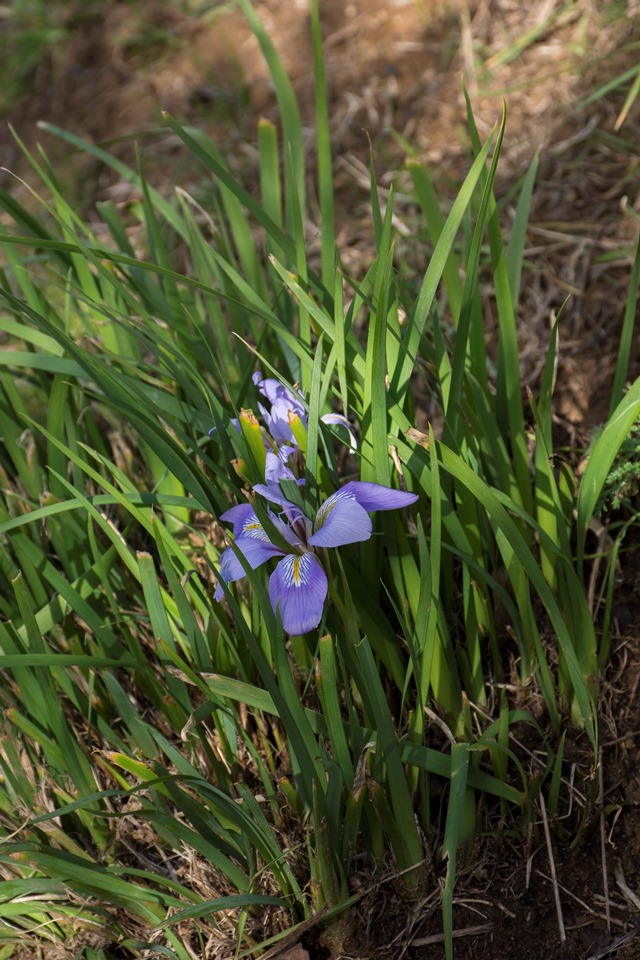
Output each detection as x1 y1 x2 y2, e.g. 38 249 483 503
214 536 285 600
254 372 305 409
269 552 328 634
268 396 307 444
308 490 372 547
257 401 272 432
253 374 289 405
320 413 358 451
253 483 305 521
253 373 307 445
265 450 296 484
269 512 308 548
339 480 418 512
219 503 258 534
209 417 241 439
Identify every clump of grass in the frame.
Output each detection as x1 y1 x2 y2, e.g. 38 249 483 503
0 1 638 958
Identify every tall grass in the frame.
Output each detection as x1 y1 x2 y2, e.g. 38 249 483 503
0 1 638 957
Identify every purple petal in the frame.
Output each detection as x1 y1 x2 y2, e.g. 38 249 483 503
215 536 285 598
254 372 305 409
220 505 278 543
320 413 358 450
308 490 372 548
257 401 272 429
278 444 297 461
253 374 287 405
269 552 328 634
267 396 307 445
338 481 418 513
258 397 291 447
265 450 296 484
256 487 308 534
219 503 257 534
270 512 309 549
253 483 303 517
276 445 306 486
208 418 241 439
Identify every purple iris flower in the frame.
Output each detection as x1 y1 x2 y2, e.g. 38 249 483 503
209 372 356 466
253 371 357 451
265 447 304 485
253 372 306 446
214 481 418 635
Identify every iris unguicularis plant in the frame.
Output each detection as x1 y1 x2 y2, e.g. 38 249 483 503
0 0 639 956
213 372 418 634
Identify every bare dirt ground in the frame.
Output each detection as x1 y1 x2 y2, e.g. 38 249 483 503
4 0 639 428
3 1 640 958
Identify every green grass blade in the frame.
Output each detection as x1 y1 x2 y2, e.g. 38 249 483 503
362 193 394 485
406 161 463 323
506 152 539 307
394 128 495 406
311 0 335 292
441 743 470 960
237 0 305 237
609 227 640 415
577 376 640 569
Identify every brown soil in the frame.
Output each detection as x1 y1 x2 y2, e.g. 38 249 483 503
3 1 640 958
333 649 640 960
4 0 639 427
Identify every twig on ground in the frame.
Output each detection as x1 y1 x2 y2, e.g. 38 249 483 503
255 908 330 960
540 791 566 943
410 923 493 947
599 746 611 933
588 518 611 614
525 820 535 891
423 706 456 746
615 863 640 912
537 870 627 931
495 902 517 919
586 927 640 960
